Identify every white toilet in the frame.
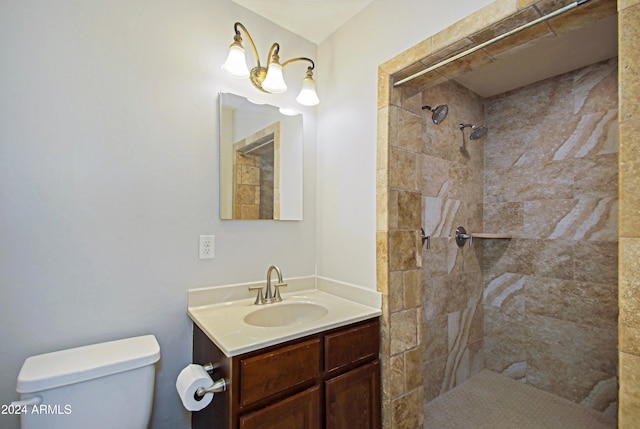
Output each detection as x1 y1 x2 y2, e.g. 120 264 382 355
14 335 160 429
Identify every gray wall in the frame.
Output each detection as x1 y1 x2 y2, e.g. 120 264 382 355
0 1 317 428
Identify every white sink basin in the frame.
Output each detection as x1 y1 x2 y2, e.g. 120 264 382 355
244 303 328 327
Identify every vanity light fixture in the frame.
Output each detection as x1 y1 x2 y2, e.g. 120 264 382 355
221 22 320 106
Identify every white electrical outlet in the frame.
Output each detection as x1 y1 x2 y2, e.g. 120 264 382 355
199 235 215 259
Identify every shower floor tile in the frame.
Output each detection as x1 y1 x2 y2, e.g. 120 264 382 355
424 370 616 429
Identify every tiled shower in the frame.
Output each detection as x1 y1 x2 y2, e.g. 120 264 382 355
415 57 618 417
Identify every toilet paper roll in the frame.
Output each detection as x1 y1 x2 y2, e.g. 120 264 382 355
176 364 214 411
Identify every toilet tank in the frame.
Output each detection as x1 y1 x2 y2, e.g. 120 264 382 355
15 335 160 429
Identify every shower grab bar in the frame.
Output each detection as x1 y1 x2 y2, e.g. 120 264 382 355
393 0 592 87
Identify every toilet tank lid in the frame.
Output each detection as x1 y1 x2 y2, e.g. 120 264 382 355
16 335 160 393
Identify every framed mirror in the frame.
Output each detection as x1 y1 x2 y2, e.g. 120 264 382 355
219 92 303 220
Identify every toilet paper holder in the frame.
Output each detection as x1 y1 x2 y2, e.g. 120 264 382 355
195 362 228 399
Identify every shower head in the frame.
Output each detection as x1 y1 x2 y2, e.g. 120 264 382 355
422 104 449 124
459 123 488 140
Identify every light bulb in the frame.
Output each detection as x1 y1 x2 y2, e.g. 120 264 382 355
221 43 250 79
262 62 287 93
296 75 320 106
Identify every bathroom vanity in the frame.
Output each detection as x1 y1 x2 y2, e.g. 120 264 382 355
192 318 380 429
187 276 382 429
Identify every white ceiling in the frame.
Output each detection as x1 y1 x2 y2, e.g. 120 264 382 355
232 0 373 44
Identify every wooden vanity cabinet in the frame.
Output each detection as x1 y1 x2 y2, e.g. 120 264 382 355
192 318 380 429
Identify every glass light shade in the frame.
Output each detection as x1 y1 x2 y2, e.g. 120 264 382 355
296 76 320 106
261 63 287 93
221 44 250 79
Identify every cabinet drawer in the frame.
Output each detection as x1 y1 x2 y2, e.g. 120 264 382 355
239 386 321 429
240 338 321 407
325 320 379 372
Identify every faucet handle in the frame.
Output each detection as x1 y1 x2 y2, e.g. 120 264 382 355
248 286 265 305
273 283 287 302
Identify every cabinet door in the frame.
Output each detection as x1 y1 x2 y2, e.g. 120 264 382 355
326 360 381 429
239 386 321 429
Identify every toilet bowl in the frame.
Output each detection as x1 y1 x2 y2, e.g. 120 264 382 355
14 335 160 429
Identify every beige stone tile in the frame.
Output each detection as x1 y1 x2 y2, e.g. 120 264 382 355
545 0 617 37
619 0 640 10
421 154 450 198
391 388 421 429
471 7 542 45
526 314 618 405
389 147 419 191
377 67 391 109
424 315 448 362
376 172 389 233
388 189 398 231
619 352 640 427
522 198 617 242
619 121 640 237
390 308 418 355
405 70 449 92
485 162 576 203
389 230 418 271
483 238 543 278
389 271 403 313
405 347 424 391
389 354 405 398
424 272 482 319
377 107 390 172
393 60 434 84
396 191 421 230
517 0 537 7
574 154 619 200
526 276 618 328
397 108 423 153
376 232 389 294
424 355 447 401
401 88 423 114
484 304 527 378
620 238 640 354
533 239 574 281
574 240 618 284
483 202 524 236
434 49 495 82
403 269 422 309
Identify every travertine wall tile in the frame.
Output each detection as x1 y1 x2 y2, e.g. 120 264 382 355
378 1 627 426
619 352 640 426
389 231 418 271
619 2 640 122
619 0 640 10
484 59 618 409
389 148 419 191
389 354 405 398
390 309 418 355
391 388 422 429
526 276 618 328
620 238 640 354
526 314 618 406
405 347 424 391
619 122 640 237
397 191 422 230
402 269 422 309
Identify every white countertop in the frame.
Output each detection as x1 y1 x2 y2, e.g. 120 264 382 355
187 277 382 357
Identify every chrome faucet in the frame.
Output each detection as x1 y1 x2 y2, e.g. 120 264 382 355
248 265 288 305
